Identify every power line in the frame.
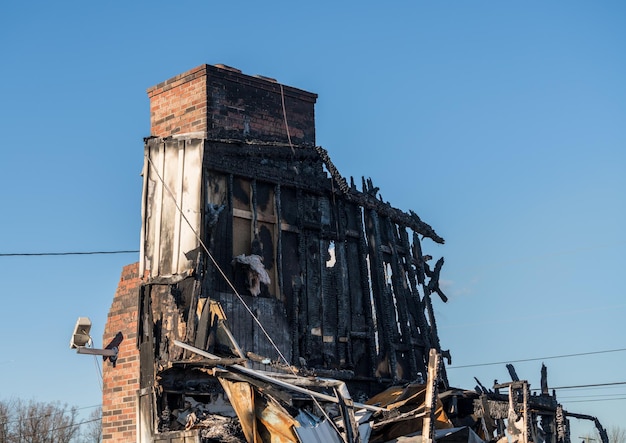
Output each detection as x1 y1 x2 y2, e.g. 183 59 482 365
448 347 626 369
560 393 626 399
547 381 626 390
530 381 626 394
50 416 101 433
0 404 101 426
564 397 626 403
0 250 138 257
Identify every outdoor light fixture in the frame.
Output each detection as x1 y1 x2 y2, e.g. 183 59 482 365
69 316 122 367
69 317 92 349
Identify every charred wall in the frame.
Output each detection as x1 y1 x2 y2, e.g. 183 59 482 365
134 136 450 438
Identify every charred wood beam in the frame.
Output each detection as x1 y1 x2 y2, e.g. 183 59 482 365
425 257 448 303
412 233 448 386
355 206 378 378
251 179 259 247
556 405 569 443
475 393 559 415
314 145 443 244
541 363 549 395
474 377 491 394
563 412 608 443
364 207 398 380
411 234 427 287
382 216 420 380
275 184 285 302
477 395 497 436
171 358 246 367
183 278 202 359
401 231 432 367
173 340 386 412
296 189 307 365
205 142 326 192
332 199 351 370
506 364 520 382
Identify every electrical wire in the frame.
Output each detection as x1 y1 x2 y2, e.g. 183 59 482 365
88 338 104 391
48 417 101 433
279 84 294 154
0 404 101 426
538 381 626 391
564 397 626 403
447 347 626 369
0 250 138 257
559 393 626 399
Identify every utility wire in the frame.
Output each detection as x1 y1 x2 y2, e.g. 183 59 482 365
536 381 626 391
447 347 626 369
564 397 626 403
0 250 138 257
559 393 626 399
48 417 101 434
0 404 101 426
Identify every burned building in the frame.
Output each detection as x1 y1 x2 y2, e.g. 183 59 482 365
101 64 607 443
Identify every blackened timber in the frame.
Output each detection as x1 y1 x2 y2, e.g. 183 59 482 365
412 233 427 287
506 364 520 382
321 236 339 367
275 185 284 303
541 363 549 395
412 233 448 386
183 277 201 359
204 142 326 192
204 172 229 295
334 203 351 370
204 141 444 244
304 230 324 366
399 229 431 370
251 179 259 250
296 189 310 364
364 207 398 380
382 215 419 380
426 257 448 303
194 300 211 350
138 286 156 390
316 146 444 244
355 204 378 378
563 412 608 443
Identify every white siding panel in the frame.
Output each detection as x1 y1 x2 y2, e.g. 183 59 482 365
141 138 203 278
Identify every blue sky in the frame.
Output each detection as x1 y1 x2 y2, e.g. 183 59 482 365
1 1 624 438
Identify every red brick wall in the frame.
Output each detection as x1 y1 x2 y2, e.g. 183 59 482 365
147 64 318 145
102 263 142 442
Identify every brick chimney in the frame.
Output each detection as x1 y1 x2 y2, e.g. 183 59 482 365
102 64 318 442
146 64 318 145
